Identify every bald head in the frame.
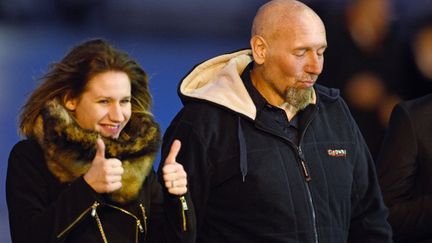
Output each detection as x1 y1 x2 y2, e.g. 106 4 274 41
251 0 324 40
249 0 327 108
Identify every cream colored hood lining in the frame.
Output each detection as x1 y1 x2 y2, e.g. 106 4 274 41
180 50 257 119
180 49 317 120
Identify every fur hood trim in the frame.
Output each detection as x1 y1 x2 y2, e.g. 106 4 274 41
32 99 161 204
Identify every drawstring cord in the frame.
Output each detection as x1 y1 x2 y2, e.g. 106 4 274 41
238 117 248 182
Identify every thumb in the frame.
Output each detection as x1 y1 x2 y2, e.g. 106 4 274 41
95 137 106 159
165 139 181 164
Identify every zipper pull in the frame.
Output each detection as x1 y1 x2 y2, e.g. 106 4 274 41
137 220 144 233
91 202 99 217
180 196 188 210
298 147 312 182
139 204 147 234
179 196 188 231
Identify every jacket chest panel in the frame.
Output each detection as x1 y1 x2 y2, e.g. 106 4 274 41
208 115 356 229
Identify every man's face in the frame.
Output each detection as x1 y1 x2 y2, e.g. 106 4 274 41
260 14 327 108
65 71 132 139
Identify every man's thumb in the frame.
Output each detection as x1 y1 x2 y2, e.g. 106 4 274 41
95 137 106 159
166 139 181 164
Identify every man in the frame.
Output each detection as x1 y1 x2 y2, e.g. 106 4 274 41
377 93 432 242
159 0 392 242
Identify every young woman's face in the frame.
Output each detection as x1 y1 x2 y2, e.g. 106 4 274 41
65 71 132 139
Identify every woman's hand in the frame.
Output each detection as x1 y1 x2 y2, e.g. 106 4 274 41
84 137 124 193
162 140 188 195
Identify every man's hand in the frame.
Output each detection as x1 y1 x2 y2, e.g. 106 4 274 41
84 137 124 193
162 140 187 195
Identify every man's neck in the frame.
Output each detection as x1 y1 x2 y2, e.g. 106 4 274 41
250 68 285 107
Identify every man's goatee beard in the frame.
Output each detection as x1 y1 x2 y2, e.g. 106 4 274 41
285 87 314 110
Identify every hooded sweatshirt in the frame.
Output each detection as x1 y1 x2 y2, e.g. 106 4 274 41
159 50 392 243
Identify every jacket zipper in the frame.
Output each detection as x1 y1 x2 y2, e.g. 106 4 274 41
57 201 100 239
57 201 146 243
92 202 108 243
139 204 148 235
297 106 319 243
258 127 320 243
298 146 312 181
298 146 318 243
105 203 145 243
179 195 189 231
254 105 320 242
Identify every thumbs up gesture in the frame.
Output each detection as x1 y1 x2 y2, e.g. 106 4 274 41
84 137 124 193
162 139 187 195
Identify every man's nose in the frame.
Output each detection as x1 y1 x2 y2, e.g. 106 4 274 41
305 53 323 75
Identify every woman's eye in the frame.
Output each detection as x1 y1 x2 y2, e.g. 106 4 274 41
98 99 109 104
120 99 131 105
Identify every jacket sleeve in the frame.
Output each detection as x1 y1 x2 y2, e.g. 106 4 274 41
377 104 432 241
157 115 212 243
145 168 194 243
6 140 103 243
340 103 393 242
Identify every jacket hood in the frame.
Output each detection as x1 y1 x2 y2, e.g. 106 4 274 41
31 99 161 204
179 49 257 119
179 49 324 120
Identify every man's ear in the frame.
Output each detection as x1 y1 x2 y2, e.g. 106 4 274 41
63 93 77 111
250 35 267 65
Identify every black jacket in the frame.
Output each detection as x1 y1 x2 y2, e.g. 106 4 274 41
7 140 168 243
6 99 184 243
377 94 432 243
159 50 392 243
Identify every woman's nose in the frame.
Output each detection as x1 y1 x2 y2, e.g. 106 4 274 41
109 103 125 122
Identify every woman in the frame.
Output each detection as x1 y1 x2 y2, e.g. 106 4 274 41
6 39 188 243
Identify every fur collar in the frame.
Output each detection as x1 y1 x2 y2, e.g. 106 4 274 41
32 99 161 204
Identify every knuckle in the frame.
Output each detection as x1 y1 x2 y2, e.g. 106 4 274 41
163 174 170 180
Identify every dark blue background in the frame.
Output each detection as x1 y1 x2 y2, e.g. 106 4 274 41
1 0 430 241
